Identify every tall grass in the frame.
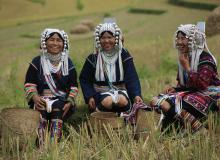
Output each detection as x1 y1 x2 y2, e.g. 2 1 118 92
0 0 220 159
1 114 220 159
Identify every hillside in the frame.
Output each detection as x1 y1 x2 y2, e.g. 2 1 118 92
1 0 220 159
0 0 132 27
0 0 220 107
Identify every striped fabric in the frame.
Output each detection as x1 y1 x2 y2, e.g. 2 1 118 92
180 109 202 133
24 83 38 101
69 86 79 98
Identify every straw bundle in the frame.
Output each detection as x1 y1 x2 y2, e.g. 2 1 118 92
135 109 161 140
70 24 91 34
0 108 40 151
80 19 95 30
206 6 220 37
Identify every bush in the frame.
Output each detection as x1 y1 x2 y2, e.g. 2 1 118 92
76 0 84 11
168 0 219 11
27 0 45 5
129 8 166 15
103 12 111 18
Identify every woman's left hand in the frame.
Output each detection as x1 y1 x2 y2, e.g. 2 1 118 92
134 96 143 103
179 53 190 72
62 102 72 118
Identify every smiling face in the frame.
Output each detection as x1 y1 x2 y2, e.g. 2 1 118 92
176 31 189 54
100 31 116 52
46 33 64 55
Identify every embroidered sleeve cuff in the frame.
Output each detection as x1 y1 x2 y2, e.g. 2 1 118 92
69 87 79 98
24 83 38 102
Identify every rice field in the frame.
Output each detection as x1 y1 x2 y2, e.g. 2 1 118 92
0 0 220 159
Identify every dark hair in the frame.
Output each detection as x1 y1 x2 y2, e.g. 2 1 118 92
100 31 114 38
176 31 186 37
45 32 64 42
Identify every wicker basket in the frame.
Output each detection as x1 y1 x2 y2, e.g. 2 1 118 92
135 109 161 140
0 108 40 151
89 112 125 132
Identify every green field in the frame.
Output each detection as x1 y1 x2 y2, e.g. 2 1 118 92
0 0 220 159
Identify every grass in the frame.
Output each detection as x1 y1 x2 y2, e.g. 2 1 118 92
0 0 220 159
1 113 220 159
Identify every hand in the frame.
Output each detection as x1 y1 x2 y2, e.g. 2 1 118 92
164 86 176 94
134 96 143 103
179 53 190 72
32 94 46 110
88 97 96 110
62 102 72 118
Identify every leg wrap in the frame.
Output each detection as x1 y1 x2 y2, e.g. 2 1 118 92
180 109 202 133
50 119 63 143
37 118 48 147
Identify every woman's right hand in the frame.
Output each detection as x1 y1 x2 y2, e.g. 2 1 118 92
88 97 96 110
164 86 176 94
32 94 46 110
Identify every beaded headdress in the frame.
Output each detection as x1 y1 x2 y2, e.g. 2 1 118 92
174 24 206 53
93 22 124 82
40 28 69 53
93 22 122 53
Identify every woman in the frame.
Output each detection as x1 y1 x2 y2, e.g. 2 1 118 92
150 24 220 134
80 22 142 113
24 28 78 144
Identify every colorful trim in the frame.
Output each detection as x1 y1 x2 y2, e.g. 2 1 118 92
69 86 79 98
180 110 202 133
50 119 63 143
24 83 38 102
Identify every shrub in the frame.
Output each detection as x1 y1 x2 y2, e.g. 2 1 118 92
129 8 166 15
103 12 111 18
27 0 45 5
76 0 84 11
168 0 218 11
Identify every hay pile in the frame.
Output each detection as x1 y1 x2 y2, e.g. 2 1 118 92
70 19 95 34
206 6 220 37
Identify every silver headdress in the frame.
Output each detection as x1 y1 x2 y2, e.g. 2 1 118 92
93 22 123 53
174 24 206 54
174 23 216 85
93 22 124 82
40 28 69 53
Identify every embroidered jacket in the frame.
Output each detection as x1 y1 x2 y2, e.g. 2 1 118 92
24 56 78 107
79 48 142 103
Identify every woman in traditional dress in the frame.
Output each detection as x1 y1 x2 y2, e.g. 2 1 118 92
150 24 220 133
80 22 142 113
24 28 78 144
